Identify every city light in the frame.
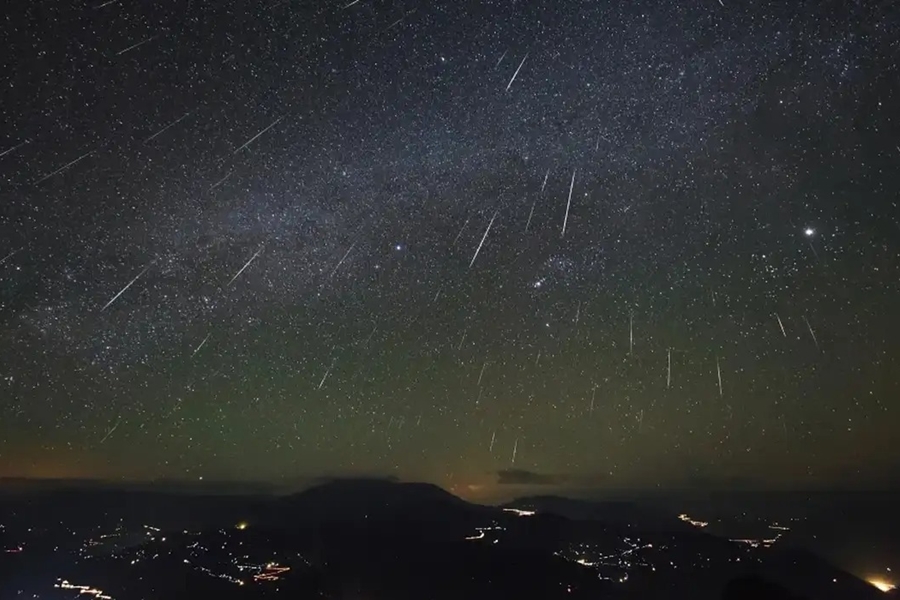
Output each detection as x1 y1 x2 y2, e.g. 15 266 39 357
503 508 536 517
254 563 291 582
677 513 709 528
868 578 897 593
56 579 113 600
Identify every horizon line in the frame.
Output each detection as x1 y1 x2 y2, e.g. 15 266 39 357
3 475 900 496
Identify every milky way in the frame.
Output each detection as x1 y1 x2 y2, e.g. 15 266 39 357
1 0 898 495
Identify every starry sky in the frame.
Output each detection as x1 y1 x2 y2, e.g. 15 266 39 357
1 0 899 497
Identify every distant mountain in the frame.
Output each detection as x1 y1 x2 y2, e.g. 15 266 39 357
266 478 495 527
0 486 262 533
507 495 696 533
0 478 491 534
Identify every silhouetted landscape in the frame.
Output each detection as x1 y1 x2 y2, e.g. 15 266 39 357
3 0 900 597
2 479 896 599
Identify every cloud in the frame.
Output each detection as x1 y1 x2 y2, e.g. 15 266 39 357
496 469 566 485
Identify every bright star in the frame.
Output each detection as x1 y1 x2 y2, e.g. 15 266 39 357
804 227 815 237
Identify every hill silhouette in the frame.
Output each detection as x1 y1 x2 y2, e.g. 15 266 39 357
264 478 495 530
507 494 697 533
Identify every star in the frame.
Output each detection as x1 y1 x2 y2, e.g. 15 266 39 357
0 0 895 507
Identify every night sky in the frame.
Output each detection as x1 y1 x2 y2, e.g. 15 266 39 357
1 0 898 497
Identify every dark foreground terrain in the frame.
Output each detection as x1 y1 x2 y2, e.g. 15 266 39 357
0 479 893 599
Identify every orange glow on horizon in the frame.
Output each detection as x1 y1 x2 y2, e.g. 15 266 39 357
868 578 896 593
